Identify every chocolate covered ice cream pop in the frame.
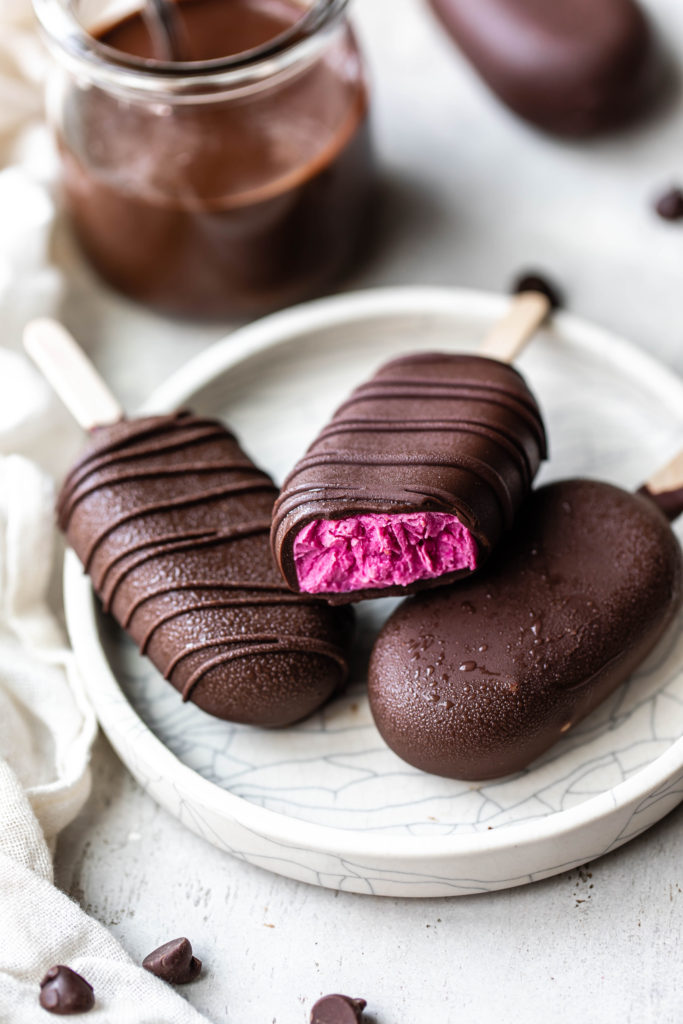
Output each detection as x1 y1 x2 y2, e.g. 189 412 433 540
428 0 661 136
25 319 352 726
272 291 550 604
368 456 683 781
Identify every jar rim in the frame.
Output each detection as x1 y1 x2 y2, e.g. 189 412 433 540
33 0 350 91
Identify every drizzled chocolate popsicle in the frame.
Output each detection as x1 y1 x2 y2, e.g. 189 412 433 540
272 338 547 604
26 321 352 726
369 466 683 780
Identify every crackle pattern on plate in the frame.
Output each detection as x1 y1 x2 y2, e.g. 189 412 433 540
103 603 683 837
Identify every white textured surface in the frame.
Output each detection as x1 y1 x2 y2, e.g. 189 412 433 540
51 0 683 1020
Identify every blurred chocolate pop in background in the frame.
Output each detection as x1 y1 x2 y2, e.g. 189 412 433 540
427 0 664 135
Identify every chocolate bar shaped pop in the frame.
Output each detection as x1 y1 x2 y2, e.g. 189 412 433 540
369 460 683 781
25 320 352 726
272 292 550 604
428 0 660 136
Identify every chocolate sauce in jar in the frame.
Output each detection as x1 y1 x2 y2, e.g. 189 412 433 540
50 0 372 318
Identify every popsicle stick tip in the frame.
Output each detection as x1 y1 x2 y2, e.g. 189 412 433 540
479 290 552 364
640 449 683 523
24 316 72 355
645 450 683 494
23 318 124 432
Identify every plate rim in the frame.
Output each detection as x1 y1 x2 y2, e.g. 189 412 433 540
65 285 683 872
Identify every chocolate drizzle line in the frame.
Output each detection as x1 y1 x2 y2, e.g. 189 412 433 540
138 594 317 653
99 523 277 610
164 632 349 701
61 462 265 526
123 581 302 629
271 353 547 601
80 482 273 570
58 414 231 505
59 413 352 721
58 428 240 512
286 450 516 528
316 418 535 483
176 630 348 704
332 380 545 445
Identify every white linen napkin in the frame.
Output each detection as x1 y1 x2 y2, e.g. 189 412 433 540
0 3 213 1021
0 458 210 1023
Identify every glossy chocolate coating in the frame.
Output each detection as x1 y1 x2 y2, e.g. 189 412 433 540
271 353 547 604
429 0 659 135
369 480 683 780
58 413 353 726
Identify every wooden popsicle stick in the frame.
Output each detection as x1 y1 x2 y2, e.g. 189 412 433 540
639 449 683 523
23 318 123 431
479 291 552 363
645 450 683 494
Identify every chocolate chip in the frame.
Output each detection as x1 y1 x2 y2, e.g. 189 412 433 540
310 993 367 1024
655 187 683 221
39 966 94 1015
142 937 201 984
511 271 563 309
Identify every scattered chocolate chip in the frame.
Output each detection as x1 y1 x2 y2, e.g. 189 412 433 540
142 937 201 984
511 271 563 310
655 187 683 221
39 966 94 1015
310 993 367 1024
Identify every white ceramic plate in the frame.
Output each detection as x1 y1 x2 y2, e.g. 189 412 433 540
63 286 683 897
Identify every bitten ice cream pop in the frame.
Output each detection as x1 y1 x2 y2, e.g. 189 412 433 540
271 291 551 604
25 320 353 727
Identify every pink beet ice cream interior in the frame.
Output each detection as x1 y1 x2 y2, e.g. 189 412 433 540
293 512 478 594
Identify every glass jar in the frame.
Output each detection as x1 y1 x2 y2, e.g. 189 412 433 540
34 0 373 319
